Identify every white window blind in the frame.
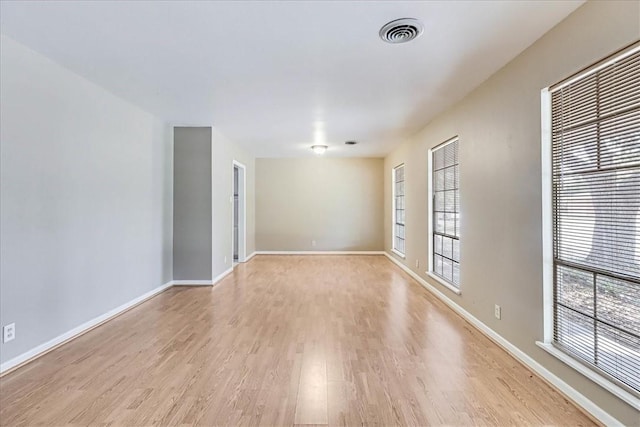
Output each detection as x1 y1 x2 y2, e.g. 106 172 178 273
432 138 460 287
551 45 640 393
393 164 405 255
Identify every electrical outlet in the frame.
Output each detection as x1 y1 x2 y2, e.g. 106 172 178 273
415 259 420 268
311 240 316 247
3 323 15 343
494 304 501 320
224 256 227 264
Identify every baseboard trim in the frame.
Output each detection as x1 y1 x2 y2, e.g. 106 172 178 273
212 267 233 285
172 280 213 286
244 251 256 262
0 280 174 376
383 252 618 427
254 251 385 255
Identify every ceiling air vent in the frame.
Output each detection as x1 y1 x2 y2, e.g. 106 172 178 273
379 18 423 44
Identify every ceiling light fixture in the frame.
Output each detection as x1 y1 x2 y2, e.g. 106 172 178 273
379 18 424 44
311 144 328 155
345 140 358 145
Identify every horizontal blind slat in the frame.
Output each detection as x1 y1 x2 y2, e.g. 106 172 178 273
551 45 640 394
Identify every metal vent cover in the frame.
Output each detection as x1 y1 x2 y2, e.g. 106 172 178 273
379 18 423 44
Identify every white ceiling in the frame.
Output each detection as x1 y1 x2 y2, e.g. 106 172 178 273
0 1 583 157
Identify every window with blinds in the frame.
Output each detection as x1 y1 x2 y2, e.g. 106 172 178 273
393 164 405 256
550 45 640 393
432 138 460 287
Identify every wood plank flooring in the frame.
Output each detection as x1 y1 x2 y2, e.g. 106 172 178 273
0 255 595 426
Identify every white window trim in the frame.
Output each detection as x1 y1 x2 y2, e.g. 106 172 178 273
391 248 406 259
539 86 640 410
427 137 461 294
427 271 461 295
391 164 406 258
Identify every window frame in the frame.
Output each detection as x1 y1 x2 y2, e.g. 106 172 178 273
391 164 406 258
427 137 461 295
538 42 640 410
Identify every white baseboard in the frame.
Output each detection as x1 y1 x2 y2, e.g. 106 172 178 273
212 267 233 285
172 267 234 287
244 251 256 262
172 280 213 286
254 251 385 255
383 252 618 426
0 280 173 375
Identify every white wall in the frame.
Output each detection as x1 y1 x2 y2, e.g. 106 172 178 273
0 35 173 365
383 1 639 424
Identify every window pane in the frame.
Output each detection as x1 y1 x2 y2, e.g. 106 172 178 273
435 191 444 212
434 255 443 275
454 164 459 188
445 213 455 236
434 234 442 255
442 257 453 281
453 239 460 262
444 190 455 212
596 323 640 391
556 265 594 315
443 143 456 168
442 236 452 259
444 166 455 190
555 305 595 363
596 276 640 337
453 262 460 286
434 149 444 170
435 170 444 191
435 212 445 233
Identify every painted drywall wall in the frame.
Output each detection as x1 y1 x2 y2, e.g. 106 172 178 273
173 127 212 280
0 35 173 365
383 1 639 424
256 158 384 251
211 128 256 277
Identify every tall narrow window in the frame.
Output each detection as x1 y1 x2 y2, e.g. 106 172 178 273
549 46 640 393
430 138 460 288
392 164 405 256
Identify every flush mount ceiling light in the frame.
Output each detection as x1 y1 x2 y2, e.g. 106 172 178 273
311 144 328 155
379 18 424 44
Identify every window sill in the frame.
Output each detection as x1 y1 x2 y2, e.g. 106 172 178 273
536 341 640 410
426 271 461 295
391 249 406 259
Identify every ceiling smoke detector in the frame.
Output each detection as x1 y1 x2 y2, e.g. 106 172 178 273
379 18 424 44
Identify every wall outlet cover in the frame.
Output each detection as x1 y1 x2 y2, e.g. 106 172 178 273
3 323 15 343
494 305 502 320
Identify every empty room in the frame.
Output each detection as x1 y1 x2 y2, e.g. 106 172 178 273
0 0 638 426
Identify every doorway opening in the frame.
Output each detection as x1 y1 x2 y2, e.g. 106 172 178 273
232 160 246 265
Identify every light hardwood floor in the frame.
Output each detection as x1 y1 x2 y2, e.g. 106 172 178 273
0 255 595 426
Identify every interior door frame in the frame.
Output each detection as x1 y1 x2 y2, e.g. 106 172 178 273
232 159 247 264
